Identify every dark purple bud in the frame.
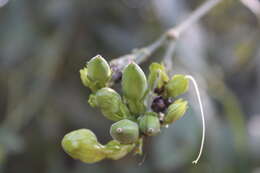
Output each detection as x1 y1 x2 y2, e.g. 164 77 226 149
151 96 173 113
151 96 166 113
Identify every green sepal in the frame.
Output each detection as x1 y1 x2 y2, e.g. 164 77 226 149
165 74 189 97
110 119 139 144
61 129 106 164
163 99 188 125
104 140 135 160
88 88 130 121
148 63 169 90
138 112 160 136
80 68 97 92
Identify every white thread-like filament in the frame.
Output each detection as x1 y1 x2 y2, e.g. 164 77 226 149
185 75 205 165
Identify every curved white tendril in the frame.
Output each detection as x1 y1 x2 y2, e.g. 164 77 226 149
185 75 205 165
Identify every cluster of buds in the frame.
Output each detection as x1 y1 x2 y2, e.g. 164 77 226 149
61 55 191 164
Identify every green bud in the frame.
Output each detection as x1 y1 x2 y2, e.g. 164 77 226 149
122 63 148 114
110 119 139 144
61 129 106 163
80 55 111 91
88 88 130 121
166 74 189 97
148 63 169 90
122 63 148 101
163 99 188 125
104 140 135 160
138 112 160 136
87 55 111 85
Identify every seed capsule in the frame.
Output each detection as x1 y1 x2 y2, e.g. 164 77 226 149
88 88 130 121
110 119 139 144
138 112 160 136
61 129 106 163
122 63 148 101
163 99 188 125
166 74 189 98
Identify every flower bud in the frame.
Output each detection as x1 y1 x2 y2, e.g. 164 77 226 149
80 55 111 91
61 129 106 163
122 63 148 114
165 74 189 97
104 140 135 160
163 99 188 125
88 88 130 121
87 55 111 84
148 63 169 90
138 112 160 136
110 119 139 144
122 63 148 101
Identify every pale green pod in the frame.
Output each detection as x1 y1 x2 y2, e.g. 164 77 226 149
61 129 106 163
122 63 148 101
138 112 160 136
87 55 111 86
165 75 189 97
110 119 139 144
148 63 169 90
88 88 130 121
163 99 188 125
104 140 135 160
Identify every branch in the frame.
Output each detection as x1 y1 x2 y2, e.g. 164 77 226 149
167 0 223 39
110 0 224 82
163 41 176 72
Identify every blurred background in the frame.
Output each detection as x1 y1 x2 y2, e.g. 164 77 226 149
0 0 260 172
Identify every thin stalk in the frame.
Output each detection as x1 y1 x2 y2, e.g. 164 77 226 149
185 75 206 164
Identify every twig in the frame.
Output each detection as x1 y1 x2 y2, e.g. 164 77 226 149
167 0 223 39
110 34 167 69
163 41 176 72
110 0 224 77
